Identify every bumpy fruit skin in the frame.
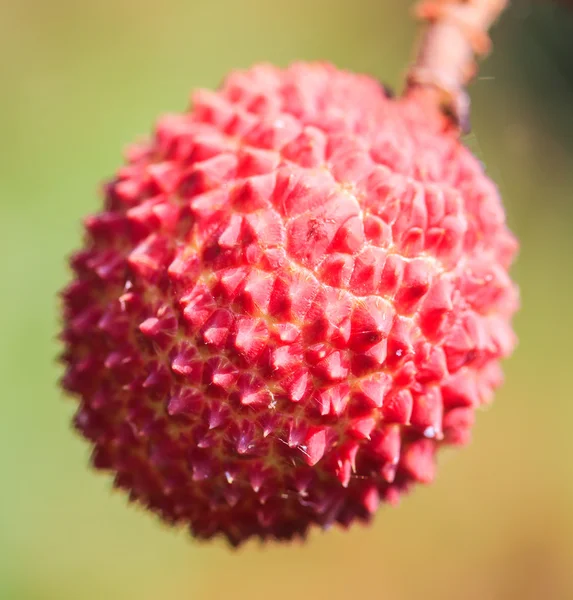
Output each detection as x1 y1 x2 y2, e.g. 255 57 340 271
61 62 518 546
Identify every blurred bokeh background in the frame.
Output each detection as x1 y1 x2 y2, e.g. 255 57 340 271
1 1 572 599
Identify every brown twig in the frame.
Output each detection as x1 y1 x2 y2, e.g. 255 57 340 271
405 0 509 133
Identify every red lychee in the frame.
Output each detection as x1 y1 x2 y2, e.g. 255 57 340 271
61 62 518 546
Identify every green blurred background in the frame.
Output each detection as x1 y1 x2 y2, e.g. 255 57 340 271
1 1 572 598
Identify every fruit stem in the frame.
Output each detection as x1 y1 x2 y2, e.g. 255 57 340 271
405 0 509 133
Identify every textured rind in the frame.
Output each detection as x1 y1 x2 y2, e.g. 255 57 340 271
61 62 518 546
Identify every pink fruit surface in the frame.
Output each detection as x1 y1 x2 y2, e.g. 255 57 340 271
61 62 518 545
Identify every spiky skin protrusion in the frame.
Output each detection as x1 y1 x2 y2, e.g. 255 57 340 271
61 63 518 546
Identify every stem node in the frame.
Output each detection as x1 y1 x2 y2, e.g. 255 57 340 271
406 0 509 133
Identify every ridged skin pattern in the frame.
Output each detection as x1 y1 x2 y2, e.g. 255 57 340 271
61 63 518 545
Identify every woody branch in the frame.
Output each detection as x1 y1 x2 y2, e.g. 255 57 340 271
406 0 509 132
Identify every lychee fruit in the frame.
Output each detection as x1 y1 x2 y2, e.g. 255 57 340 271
61 62 518 546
